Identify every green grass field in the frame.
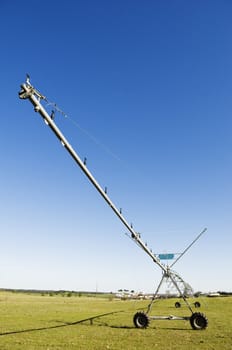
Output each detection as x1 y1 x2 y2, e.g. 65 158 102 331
0 292 231 349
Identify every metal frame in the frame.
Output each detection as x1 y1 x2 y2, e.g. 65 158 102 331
146 228 207 313
18 78 208 330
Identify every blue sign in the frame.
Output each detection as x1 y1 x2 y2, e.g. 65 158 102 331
158 253 175 260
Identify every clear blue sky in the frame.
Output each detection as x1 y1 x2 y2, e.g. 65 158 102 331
0 0 231 293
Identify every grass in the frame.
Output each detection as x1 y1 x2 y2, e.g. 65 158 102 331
0 291 231 349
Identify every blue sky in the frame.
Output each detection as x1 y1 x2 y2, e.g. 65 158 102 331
0 0 231 293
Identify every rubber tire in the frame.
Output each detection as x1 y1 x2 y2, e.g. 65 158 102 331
133 312 150 329
175 302 181 308
194 301 201 308
190 312 208 330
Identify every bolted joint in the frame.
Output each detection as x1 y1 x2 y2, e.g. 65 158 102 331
34 105 40 112
18 88 30 99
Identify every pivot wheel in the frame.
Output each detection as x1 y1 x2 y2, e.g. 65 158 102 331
133 312 150 329
190 312 208 330
175 302 181 308
194 301 201 308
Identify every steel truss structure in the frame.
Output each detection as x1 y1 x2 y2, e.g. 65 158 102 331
19 77 208 330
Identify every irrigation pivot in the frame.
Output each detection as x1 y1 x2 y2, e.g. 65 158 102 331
19 77 208 330
146 227 207 312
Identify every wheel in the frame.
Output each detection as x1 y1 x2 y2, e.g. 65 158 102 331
194 301 201 308
175 301 181 308
133 312 149 329
190 312 208 330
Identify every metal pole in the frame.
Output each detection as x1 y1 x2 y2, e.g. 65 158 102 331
170 227 207 268
19 82 166 273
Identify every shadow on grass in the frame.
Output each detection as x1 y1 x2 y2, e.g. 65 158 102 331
108 324 188 331
0 310 190 336
0 310 126 336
